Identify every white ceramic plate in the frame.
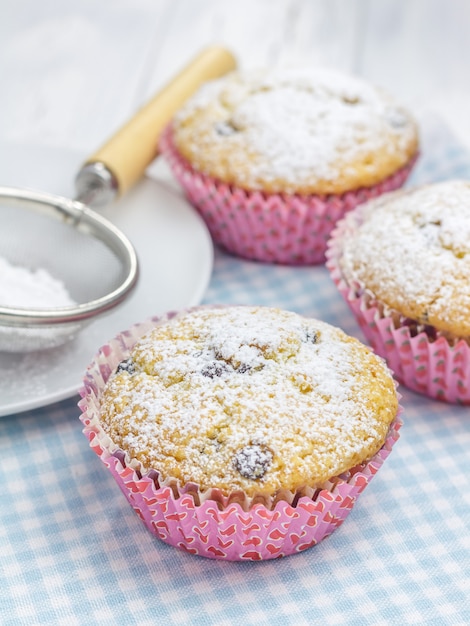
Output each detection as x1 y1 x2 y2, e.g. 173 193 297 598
0 142 213 416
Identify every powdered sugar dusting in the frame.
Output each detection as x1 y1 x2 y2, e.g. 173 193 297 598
173 67 418 193
99 307 397 496
0 256 75 308
0 256 78 352
339 180 470 337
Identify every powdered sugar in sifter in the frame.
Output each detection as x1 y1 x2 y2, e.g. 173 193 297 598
0 47 236 352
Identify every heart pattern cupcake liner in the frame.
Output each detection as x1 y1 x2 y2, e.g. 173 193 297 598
78 311 403 561
326 211 470 405
160 126 417 266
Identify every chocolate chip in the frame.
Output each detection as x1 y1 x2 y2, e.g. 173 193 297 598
403 317 437 340
116 358 135 375
233 444 273 480
200 361 230 378
402 318 420 337
423 325 438 341
238 363 251 374
303 328 319 344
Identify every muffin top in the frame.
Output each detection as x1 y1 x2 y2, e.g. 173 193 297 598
171 67 418 195
99 306 398 497
337 180 470 338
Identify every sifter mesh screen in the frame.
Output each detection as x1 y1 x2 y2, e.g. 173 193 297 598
1 201 126 303
0 189 138 353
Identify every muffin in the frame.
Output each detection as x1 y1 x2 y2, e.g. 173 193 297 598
327 180 470 404
79 306 402 560
160 67 419 265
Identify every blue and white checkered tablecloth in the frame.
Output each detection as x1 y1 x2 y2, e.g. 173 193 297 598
1 113 469 625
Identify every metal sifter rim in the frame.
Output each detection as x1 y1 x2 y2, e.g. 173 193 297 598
0 185 139 327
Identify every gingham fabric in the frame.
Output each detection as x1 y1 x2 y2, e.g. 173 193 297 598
1 114 470 625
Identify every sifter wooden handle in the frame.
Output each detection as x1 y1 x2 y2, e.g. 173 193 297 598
85 46 236 197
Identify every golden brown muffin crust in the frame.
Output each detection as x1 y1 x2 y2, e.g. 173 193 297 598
99 307 398 498
338 181 470 339
172 68 419 195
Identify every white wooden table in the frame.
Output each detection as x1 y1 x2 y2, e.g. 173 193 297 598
1 0 470 158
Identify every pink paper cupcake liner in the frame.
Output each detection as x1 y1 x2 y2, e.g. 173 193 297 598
160 126 417 266
326 210 470 405
78 311 402 560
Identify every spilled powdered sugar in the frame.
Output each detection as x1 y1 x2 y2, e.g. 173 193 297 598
99 307 397 494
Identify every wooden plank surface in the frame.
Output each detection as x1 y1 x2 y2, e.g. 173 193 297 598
0 0 469 153
361 0 470 147
0 0 173 151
